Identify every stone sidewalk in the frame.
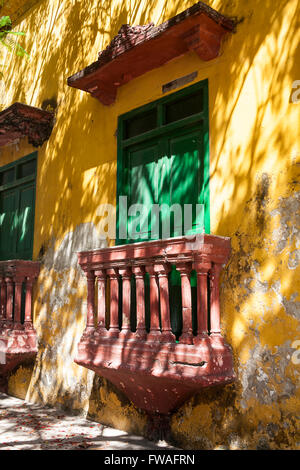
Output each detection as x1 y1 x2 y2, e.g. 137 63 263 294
0 393 176 450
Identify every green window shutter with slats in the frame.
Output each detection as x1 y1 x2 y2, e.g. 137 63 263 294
0 153 37 261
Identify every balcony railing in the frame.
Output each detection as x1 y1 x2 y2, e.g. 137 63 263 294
0 260 40 392
75 235 235 416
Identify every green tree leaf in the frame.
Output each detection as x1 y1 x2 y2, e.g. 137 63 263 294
0 15 29 61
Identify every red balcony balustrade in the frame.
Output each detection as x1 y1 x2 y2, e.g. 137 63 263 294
76 235 235 417
0 260 40 392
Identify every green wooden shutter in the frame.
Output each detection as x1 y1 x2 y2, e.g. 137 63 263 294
127 140 160 242
125 129 204 242
0 189 18 260
117 81 209 336
16 183 35 259
168 128 204 237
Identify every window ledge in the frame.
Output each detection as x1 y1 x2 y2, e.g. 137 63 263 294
67 1 235 106
0 103 54 148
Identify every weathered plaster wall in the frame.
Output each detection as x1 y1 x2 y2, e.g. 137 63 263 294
0 0 299 449
0 0 42 23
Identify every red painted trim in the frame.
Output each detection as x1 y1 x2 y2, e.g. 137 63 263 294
78 234 231 266
107 269 120 336
68 1 235 106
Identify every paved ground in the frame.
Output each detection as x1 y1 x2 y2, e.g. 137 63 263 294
0 393 176 450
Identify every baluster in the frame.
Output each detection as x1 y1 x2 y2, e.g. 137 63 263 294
176 262 193 344
5 277 14 328
0 277 6 327
13 275 24 329
95 269 107 335
145 265 161 341
155 263 175 343
24 276 34 330
193 259 211 344
107 268 120 337
132 266 147 340
86 270 95 330
119 267 133 337
210 263 222 336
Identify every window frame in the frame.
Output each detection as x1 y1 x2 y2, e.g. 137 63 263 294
116 79 210 245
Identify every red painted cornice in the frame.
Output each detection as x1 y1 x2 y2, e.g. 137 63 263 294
0 102 54 148
68 1 236 105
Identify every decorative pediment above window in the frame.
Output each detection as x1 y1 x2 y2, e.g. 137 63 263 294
0 103 54 148
67 1 235 105
0 260 40 393
0 0 41 24
75 235 235 418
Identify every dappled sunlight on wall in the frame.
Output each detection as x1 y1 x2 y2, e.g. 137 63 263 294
0 0 299 448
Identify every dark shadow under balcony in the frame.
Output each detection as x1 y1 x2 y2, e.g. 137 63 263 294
76 235 235 418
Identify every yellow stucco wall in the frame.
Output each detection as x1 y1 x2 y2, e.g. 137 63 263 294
0 0 299 449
